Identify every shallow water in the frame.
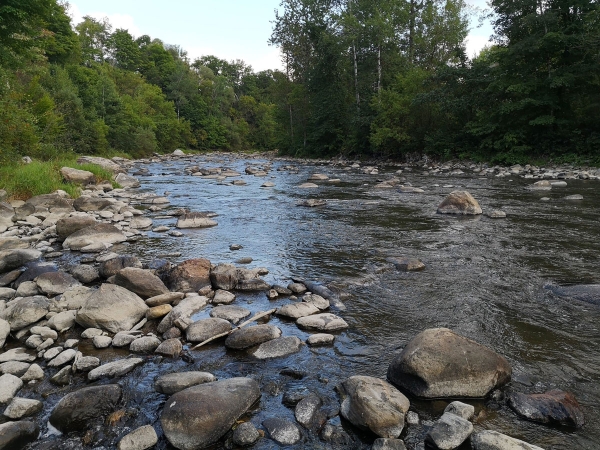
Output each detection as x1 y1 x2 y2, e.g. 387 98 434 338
27 155 600 449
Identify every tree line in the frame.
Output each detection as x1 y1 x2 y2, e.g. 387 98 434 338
1 0 598 164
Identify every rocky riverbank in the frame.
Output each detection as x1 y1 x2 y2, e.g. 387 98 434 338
0 151 592 449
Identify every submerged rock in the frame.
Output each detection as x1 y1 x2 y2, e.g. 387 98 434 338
0 420 39 450
161 377 261 450
387 328 511 398
507 390 584 428
176 212 218 228
437 191 482 215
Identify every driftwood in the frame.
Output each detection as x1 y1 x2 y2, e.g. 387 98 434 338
191 308 277 350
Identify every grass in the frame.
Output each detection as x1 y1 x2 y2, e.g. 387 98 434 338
0 155 119 201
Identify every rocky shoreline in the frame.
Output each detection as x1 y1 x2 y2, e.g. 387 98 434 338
0 151 591 449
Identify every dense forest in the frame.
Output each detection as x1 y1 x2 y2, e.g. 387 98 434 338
1 0 599 164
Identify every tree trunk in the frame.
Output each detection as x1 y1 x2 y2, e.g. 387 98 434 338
353 41 360 109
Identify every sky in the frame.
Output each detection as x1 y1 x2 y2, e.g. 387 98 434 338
68 0 494 72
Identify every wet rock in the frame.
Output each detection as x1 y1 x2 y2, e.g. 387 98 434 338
296 313 349 331
299 199 327 207
167 258 211 293
387 328 511 398
212 289 236 304
176 212 218 228
114 267 169 299
225 324 282 350
444 401 475 420
3 397 43 419
339 376 410 438
302 293 330 310
388 257 426 272
1 296 49 331
162 327 181 340
298 182 318 189
146 292 185 307
235 257 253 264
232 422 261 447
35 271 80 295
0 420 39 450
277 302 320 319
76 284 148 333
93 335 112 348
425 412 473 449
0 249 42 273
130 336 161 353
372 438 407 450
267 289 278 300
210 305 250 324
437 191 482 215
250 336 302 359
155 371 216 395
74 356 100 372
117 425 158 450
210 264 238 290
471 430 545 450
63 223 127 250
307 333 335 346
161 377 261 450
237 278 271 291
507 390 584 428
263 417 302 446
0 361 30 377
99 255 142 278
527 180 552 191
88 358 144 381
50 365 72 385
0 270 21 287
56 215 98 240
406 411 419 425
48 349 77 367
60 167 95 185
487 210 507 218
565 194 583 200
273 285 293 295
321 423 353 446
288 282 307 294
21 363 44 381
13 262 56 288
295 393 323 428
157 295 208 334
70 264 100 283
147 304 172 320
0 318 10 347
0 348 36 363
186 318 232 342
0 373 23 404
49 384 122 433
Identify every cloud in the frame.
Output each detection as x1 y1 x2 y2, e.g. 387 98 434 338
67 2 141 37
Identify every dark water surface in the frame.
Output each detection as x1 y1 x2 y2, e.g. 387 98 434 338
29 155 600 449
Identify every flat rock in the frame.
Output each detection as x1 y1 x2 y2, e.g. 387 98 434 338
3 397 43 419
176 213 218 229
0 420 39 449
210 305 250 324
114 267 169 299
167 259 211 292
155 371 216 395
186 318 232 342
160 377 261 450
1 296 49 331
212 289 236 304
249 336 302 359
527 180 552 191
56 215 97 240
99 255 142 278
130 336 161 353
0 373 23 404
340 376 409 438
114 173 141 189
117 425 158 450
302 293 329 310
307 333 335 346
88 358 144 381
437 191 482 215
425 412 473 449
0 249 42 274
47 349 77 367
507 390 584 428
35 271 80 295
471 430 545 450
0 348 36 363
49 384 122 432
387 328 511 398
0 361 30 377
296 313 349 331
262 417 302 446
147 304 172 320
63 223 127 250
74 356 100 372
146 292 185 307
225 324 282 350
76 284 148 333
277 302 319 319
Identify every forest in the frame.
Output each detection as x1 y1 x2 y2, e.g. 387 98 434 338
1 0 599 164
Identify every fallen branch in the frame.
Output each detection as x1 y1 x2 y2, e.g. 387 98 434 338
191 308 277 350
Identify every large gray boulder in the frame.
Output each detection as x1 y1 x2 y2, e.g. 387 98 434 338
339 376 410 438
157 296 208 334
0 296 49 331
114 173 140 188
0 249 41 274
160 377 260 450
276 302 319 319
387 328 511 398
49 384 122 432
114 268 169 299
76 284 148 333
35 271 80 295
437 191 482 215
167 259 211 293
60 167 95 185
77 156 125 173
0 420 39 450
99 255 142 279
210 264 238 290
225 324 281 350
63 223 127 250
154 371 216 395
56 215 97 241
471 430 545 450
73 196 114 212
186 318 232 342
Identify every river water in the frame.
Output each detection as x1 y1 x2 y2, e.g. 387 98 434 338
29 154 600 449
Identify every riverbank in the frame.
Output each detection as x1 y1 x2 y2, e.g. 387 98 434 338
0 150 596 449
